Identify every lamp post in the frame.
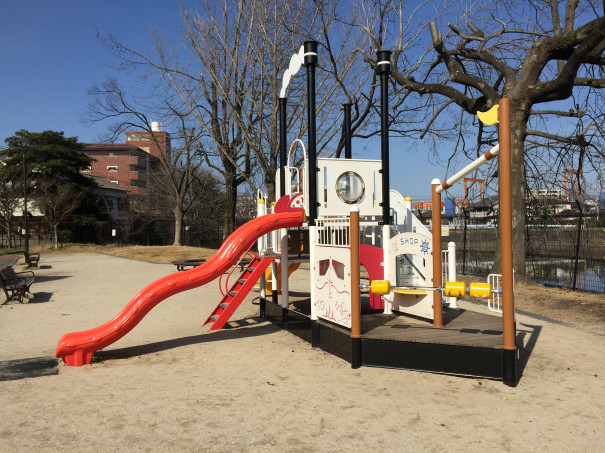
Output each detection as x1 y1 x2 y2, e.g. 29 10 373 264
22 147 30 261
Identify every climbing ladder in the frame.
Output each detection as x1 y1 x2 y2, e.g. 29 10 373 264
204 255 274 330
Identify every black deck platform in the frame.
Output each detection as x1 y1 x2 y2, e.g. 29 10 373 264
265 297 517 384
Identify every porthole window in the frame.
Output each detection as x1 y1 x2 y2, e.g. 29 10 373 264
335 171 364 204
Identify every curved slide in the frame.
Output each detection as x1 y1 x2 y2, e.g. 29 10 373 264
56 208 304 366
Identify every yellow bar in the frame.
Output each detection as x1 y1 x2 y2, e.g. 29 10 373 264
370 280 391 295
469 282 491 300
444 282 466 298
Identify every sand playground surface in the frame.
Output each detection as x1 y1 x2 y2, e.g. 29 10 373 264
1 252 604 451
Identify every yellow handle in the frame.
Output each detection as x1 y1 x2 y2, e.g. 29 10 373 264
370 280 391 295
444 282 466 298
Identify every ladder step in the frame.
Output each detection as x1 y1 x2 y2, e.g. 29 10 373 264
219 303 229 309
210 315 219 321
238 279 247 283
229 291 237 296
248 267 256 271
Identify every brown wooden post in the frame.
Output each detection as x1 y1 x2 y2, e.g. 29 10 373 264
350 207 362 368
432 180 443 328
498 98 518 385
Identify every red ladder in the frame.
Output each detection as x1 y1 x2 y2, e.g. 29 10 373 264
204 256 274 331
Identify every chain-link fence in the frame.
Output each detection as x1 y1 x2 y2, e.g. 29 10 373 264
442 209 605 294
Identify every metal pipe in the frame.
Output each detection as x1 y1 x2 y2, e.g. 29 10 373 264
436 144 500 193
432 180 444 328
377 50 391 224
350 207 361 368
304 41 318 226
343 103 352 159
279 97 287 197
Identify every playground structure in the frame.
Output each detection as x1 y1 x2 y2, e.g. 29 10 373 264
56 42 518 385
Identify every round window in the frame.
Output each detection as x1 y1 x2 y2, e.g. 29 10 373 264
335 171 365 204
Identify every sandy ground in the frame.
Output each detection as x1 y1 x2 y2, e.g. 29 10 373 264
1 252 604 452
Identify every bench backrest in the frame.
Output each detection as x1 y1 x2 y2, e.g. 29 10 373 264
0 267 17 281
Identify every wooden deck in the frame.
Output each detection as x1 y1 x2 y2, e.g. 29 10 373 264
287 296 504 349
267 293 514 381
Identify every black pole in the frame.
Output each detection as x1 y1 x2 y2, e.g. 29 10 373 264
22 148 29 261
377 50 391 225
343 103 352 159
279 97 288 197
304 40 318 226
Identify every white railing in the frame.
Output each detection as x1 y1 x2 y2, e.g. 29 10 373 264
487 273 503 313
316 217 350 247
487 272 514 316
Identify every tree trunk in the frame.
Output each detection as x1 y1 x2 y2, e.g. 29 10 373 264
223 169 237 241
266 153 277 203
173 205 183 246
509 107 529 278
52 225 58 249
494 103 529 277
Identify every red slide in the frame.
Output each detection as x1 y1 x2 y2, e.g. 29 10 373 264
56 207 303 366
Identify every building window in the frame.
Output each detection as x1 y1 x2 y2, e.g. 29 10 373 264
127 134 150 142
108 152 116 157
107 166 118 172
110 181 119 184
82 166 91 172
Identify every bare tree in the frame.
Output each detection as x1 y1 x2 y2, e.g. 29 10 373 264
33 181 87 249
83 79 210 245
0 167 24 248
351 0 604 275
96 0 378 238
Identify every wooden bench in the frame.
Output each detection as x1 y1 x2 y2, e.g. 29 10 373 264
24 252 40 268
171 259 207 272
0 267 35 304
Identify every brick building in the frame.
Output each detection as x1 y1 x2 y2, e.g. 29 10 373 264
83 123 170 196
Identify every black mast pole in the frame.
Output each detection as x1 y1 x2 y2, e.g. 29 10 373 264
343 103 352 159
304 40 318 225
279 97 288 197
377 50 391 224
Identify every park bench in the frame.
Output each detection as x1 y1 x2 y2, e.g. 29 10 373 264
0 266 35 304
171 259 207 272
24 251 40 268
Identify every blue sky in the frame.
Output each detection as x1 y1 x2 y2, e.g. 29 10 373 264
0 1 506 201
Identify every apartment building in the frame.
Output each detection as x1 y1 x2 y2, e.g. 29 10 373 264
83 123 170 196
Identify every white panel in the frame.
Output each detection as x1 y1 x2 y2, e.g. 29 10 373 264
314 246 351 328
317 158 382 217
386 232 434 320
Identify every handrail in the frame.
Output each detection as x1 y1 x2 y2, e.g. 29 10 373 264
436 144 499 193
218 246 260 296
287 139 307 167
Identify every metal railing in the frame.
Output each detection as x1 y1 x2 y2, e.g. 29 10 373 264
316 217 350 247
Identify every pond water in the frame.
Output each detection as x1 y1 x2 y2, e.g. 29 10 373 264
456 259 605 294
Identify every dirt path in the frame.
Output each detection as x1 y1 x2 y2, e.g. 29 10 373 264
0 250 603 451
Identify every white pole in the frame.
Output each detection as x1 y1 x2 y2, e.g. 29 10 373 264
404 196 412 233
436 144 499 194
257 198 266 254
280 229 289 309
447 241 457 308
271 261 278 296
382 224 392 314
309 225 317 320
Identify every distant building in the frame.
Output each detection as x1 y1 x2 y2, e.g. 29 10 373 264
88 175 129 220
530 189 562 199
83 122 170 196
